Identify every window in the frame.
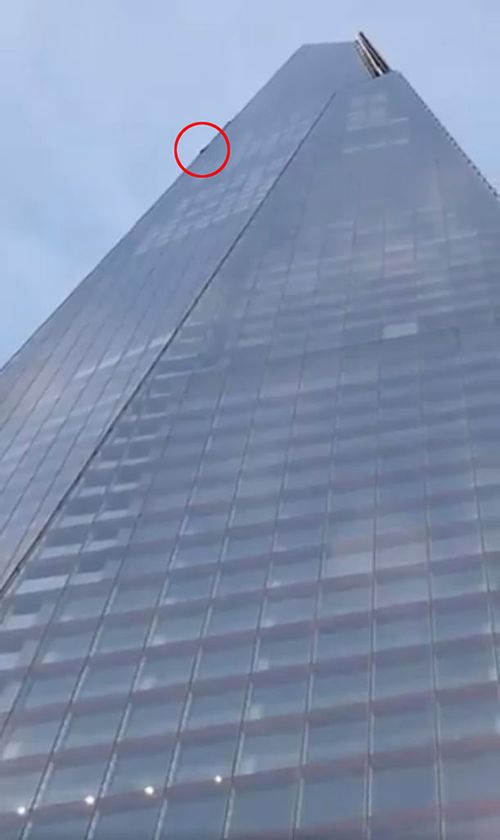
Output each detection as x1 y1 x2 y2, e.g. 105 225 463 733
227 781 296 836
256 630 310 671
375 611 430 652
262 592 315 627
442 751 500 805
62 708 123 749
123 697 185 740
78 661 137 699
41 759 106 806
0 717 61 759
237 726 302 774
307 715 367 763
25 816 91 840
439 694 500 741
246 675 307 720
435 642 497 689
160 792 227 839
96 619 149 654
173 735 237 783
207 598 260 636
0 768 42 815
299 772 364 828
0 675 21 714
224 533 272 561
108 584 158 614
216 564 267 596
187 686 246 729
149 609 205 644
323 548 373 578
373 704 434 753
316 621 370 661
375 573 429 608
374 654 432 700
434 600 491 641
269 554 320 586
107 746 173 795
163 570 214 604
198 641 254 680
311 666 369 709
319 582 371 617
57 590 109 622
92 807 159 840
371 761 437 814
137 652 194 691
20 671 79 709
37 628 95 664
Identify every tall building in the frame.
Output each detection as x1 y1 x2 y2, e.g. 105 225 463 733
1 33 500 840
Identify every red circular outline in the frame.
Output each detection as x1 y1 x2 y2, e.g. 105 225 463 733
173 121 230 178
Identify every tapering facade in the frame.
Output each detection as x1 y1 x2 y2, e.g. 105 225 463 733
1 36 500 840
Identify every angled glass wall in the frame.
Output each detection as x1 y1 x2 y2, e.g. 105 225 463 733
1 41 500 840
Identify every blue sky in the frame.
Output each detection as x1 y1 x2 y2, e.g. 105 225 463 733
1 0 499 365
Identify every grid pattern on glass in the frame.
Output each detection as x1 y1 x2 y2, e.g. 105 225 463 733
0 43 500 840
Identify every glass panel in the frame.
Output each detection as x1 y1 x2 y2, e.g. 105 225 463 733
246 675 308 720
373 704 435 753
38 629 95 663
207 599 260 636
96 620 149 653
371 762 437 814
237 726 302 774
256 631 310 670
149 610 205 644
442 751 500 804
307 715 367 763
78 661 137 699
160 792 228 839
228 781 296 836
438 694 500 741
216 565 267 596
198 641 254 680
316 622 370 660
319 582 371 617
123 697 185 740
173 735 237 783
375 573 428 607
20 671 79 709
262 592 315 627
108 584 159 614
163 571 214 604
434 600 491 641
435 643 497 689
26 817 90 839
0 717 61 759
299 773 364 828
311 666 369 709
375 611 430 652
41 759 106 805
62 708 123 749
269 555 320 586
92 807 159 840
107 747 173 795
137 652 194 690
187 686 246 729
374 654 432 700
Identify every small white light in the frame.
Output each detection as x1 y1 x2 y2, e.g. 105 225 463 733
16 806 27 816
144 785 155 796
214 774 223 784
84 795 95 806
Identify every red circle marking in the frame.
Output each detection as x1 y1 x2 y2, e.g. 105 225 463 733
173 121 230 178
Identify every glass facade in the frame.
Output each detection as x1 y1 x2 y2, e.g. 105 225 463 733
1 38 500 839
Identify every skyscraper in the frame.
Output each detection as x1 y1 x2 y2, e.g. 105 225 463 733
1 32 500 839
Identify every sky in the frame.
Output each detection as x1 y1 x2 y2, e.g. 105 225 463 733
1 0 499 366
